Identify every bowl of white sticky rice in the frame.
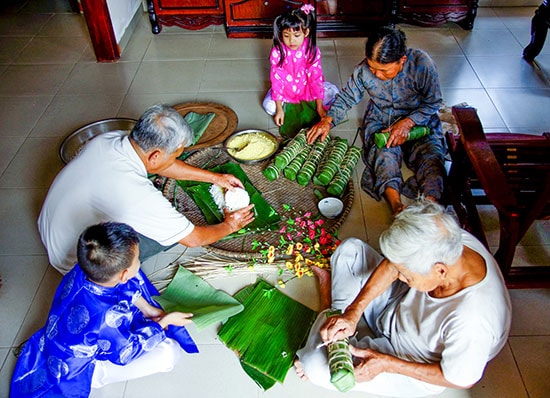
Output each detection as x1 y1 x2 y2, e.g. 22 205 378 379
224 129 279 164
209 185 250 212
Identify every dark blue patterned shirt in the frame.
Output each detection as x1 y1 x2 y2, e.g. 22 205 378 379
328 48 443 141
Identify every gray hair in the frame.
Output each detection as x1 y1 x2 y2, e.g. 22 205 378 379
130 103 193 154
379 200 463 275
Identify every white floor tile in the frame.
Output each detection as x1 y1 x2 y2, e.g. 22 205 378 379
1 5 549 398
508 336 550 398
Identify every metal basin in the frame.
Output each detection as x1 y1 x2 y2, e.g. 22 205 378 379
59 118 137 164
223 129 279 164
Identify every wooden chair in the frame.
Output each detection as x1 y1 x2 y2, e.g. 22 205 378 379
446 106 550 288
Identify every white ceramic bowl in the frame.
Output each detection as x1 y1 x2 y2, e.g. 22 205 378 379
318 197 344 219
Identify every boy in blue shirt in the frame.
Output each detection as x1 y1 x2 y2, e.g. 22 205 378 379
11 222 197 397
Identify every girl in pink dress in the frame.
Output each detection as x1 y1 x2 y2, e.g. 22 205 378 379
263 4 339 138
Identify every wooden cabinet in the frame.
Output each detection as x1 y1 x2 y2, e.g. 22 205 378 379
315 0 395 37
145 0 477 36
224 0 313 38
398 0 478 30
146 0 224 33
223 0 392 38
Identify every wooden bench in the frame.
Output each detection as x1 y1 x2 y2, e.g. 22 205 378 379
446 106 550 288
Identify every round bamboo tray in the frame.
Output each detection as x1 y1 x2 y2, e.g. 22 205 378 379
163 147 354 259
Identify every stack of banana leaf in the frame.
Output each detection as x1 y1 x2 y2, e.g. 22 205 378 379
263 131 361 197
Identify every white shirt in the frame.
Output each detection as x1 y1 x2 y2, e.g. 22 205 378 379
38 132 194 274
377 231 512 387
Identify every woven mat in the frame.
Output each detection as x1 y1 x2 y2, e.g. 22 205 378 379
163 147 354 259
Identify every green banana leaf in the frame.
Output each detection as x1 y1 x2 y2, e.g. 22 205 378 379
176 162 281 239
154 266 244 331
218 279 317 390
280 101 319 139
178 111 216 161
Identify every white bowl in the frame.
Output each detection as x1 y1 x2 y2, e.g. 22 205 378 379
318 197 344 219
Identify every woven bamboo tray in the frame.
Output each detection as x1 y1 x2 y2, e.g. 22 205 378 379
163 147 354 259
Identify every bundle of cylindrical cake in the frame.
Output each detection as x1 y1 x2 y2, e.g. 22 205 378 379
327 146 361 196
374 126 430 148
283 146 311 181
263 130 308 181
296 136 332 186
325 310 355 392
273 131 308 169
313 137 349 186
263 163 282 181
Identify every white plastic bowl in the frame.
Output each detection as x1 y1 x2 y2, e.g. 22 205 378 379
318 197 344 219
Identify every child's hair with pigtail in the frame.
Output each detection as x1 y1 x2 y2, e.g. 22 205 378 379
272 4 317 67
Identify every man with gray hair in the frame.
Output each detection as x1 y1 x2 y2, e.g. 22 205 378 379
296 200 511 397
38 104 254 274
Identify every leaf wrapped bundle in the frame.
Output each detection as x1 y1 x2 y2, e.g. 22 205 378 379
327 146 361 196
313 137 349 186
296 136 332 186
274 131 308 169
263 163 282 181
284 146 311 181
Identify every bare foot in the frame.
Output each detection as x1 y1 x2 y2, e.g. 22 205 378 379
391 202 406 216
294 358 309 381
384 187 405 216
311 265 331 309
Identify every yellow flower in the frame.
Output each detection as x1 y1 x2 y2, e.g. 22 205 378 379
268 245 276 253
297 270 304 278
286 261 293 270
286 244 294 255
267 252 275 263
295 242 303 251
277 280 286 288
295 253 304 262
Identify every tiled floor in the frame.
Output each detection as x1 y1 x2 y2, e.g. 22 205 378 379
1 1 549 397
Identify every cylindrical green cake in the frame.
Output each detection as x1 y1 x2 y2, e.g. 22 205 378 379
313 137 349 186
296 135 331 186
327 146 361 196
284 146 311 181
374 126 430 148
325 310 355 392
263 163 282 181
274 131 308 169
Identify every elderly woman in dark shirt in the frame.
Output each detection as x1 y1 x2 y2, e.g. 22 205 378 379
307 27 445 215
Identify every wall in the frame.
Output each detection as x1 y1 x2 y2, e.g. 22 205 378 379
106 0 141 42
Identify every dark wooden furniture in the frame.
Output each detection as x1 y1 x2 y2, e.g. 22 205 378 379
446 106 550 288
315 0 395 37
398 0 478 30
146 0 225 34
145 0 478 37
80 0 120 62
224 0 314 38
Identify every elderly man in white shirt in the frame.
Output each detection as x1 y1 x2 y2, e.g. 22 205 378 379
39 103 254 274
